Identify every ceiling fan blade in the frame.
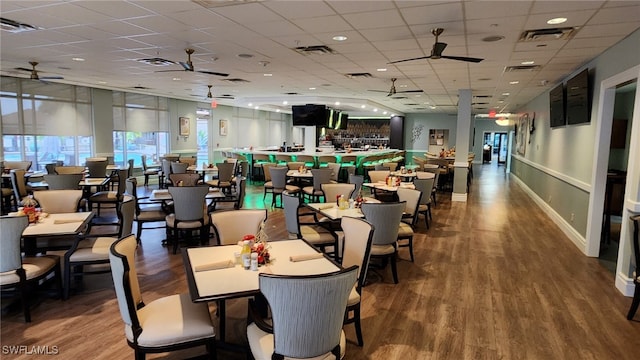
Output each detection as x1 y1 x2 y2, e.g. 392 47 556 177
15 67 33 72
388 55 432 64
179 61 194 71
368 90 389 93
432 42 447 56
197 70 229 77
39 76 64 80
440 55 484 63
397 89 424 94
155 69 185 73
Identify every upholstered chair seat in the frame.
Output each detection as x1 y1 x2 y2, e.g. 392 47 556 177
347 284 360 306
246 324 346 360
127 293 215 348
301 225 336 245
369 244 396 256
397 222 413 237
165 213 209 229
0 256 59 285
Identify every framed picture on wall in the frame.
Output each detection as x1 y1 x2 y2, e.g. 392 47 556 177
516 113 529 156
179 116 190 136
219 119 228 136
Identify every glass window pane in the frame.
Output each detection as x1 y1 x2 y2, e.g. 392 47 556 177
197 119 209 165
1 96 20 134
77 136 92 166
113 131 125 166
2 135 23 161
34 136 73 170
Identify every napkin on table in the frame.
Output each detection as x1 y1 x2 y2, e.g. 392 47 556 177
289 253 325 262
53 219 83 224
194 259 235 272
317 204 335 210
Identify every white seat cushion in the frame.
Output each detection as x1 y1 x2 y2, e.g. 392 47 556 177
125 293 214 347
137 209 167 222
165 214 209 229
370 244 396 256
0 255 58 285
300 225 335 245
68 237 116 262
302 186 323 196
247 323 346 360
347 283 360 307
397 222 413 238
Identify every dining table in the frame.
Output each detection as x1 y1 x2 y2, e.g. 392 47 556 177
187 165 218 182
305 202 366 221
77 177 110 198
20 211 94 255
183 239 340 343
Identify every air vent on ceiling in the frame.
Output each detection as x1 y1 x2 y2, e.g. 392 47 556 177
132 85 150 90
505 65 542 72
223 78 250 83
294 45 336 55
283 92 300 95
413 107 428 110
1 17 38 33
404 103 420 106
345 72 372 79
519 27 576 42
390 96 408 100
474 95 492 98
137 57 176 66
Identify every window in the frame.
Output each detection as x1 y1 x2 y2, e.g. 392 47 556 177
112 92 170 167
196 108 210 165
0 77 93 170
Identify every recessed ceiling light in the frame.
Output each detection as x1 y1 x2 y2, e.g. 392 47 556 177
547 17 567 25
332 35 347 41
502 92 510 96
498 100 504 103
309 87 316 90
391 114 396 117
97 81 107 85
335 101 340 106
276 109 281 113
521 60 535 65
263 73 272 77
373 108 378 112
248 103 253 107
172 77 180 81
429 105 436 109
377 68 387 72
482 35 505 42
399 84 408 88
415 94 421 97
282 101 288 105
361 105 366 109
509 81 519 85
383 111 388 115
254 106 259 109
72 57 85 62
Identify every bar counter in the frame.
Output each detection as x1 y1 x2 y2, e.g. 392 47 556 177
224 147 400 168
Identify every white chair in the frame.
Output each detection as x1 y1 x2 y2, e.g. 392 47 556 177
166 186 210 254
211 209 267 246
341 216 374 346
125 177 166 243
246 266 357 360
396 187 422 262
361 202 405 284
283 193 337 258
321 183 355 204
63 195 134 299
206 162 234 194
0 215 62 322
33 189 83 213
109 234 216 359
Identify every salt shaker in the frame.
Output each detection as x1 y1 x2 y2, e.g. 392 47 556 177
250 253 259 271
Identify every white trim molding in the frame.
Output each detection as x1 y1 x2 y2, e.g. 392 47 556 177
616 271 636 297
512 154 591 192
451 192 467 202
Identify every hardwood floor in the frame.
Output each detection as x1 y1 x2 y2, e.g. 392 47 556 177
2 163 639 359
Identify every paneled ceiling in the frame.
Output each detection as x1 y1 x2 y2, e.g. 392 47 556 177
1 0 638 117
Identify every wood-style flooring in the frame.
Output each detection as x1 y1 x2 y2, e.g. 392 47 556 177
2 163 639 359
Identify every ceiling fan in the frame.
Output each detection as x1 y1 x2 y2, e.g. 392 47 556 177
202 85 235 100
157 49 229 77
368 78 423 96
389 28 484 64
14 61 64 81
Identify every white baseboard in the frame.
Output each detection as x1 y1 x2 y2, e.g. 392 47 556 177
616 271 636 297
451 192 467 202
510 174 588 255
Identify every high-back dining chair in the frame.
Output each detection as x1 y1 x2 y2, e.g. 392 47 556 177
169 173 200 187
361 201 405 284
166 186 210 254
413 178 435 229
303 168 333 203
10 169 31 205
0 215 62 322
396 187 422 262
261 163 277 203
33 189 84 214
54 166 85 174
141 155 160 186
63 195 134 299
211 209 267 245
348 174 364 199
124 177 166 243
206 162 234 194
86 159 108 178
109 234 216 359
326 162 341 183
246 266 358 360
283 193 337 257
269 166 300 208
340 216 374 346
88 169 127 216
170 161 188 174
321 183 355 204
44 174 82 190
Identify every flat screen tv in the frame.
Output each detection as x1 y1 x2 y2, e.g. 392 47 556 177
549 83 565 128
292 104 327 126
566 68 591 125
335 112 348 130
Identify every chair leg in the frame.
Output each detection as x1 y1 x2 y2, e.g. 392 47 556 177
627 283 640 320
354 304 364 346
55 261 63 300
144 174 149 186
19 283 31 323
390 253 398 284
63 258 72 300
135 349 145 360
408 236 414 263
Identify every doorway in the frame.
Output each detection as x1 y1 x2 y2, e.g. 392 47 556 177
482 132 508 164
587 65 639 297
